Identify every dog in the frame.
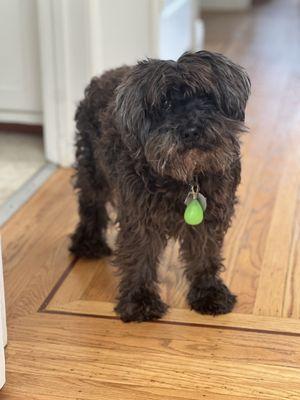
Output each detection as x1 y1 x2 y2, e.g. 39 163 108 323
70 50 250 322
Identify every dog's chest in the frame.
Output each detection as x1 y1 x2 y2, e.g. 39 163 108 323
145 185 194 235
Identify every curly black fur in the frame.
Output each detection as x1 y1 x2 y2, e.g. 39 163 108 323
70 51 250 322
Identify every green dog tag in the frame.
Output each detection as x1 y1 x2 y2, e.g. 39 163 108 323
184 199 204 225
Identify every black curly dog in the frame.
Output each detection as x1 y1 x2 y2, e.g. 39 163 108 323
70 51 250 322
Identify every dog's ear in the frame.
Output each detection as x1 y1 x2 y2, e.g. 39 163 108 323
115 65 146 134
115 59 176 145
114 60 162 152
179 51 251 121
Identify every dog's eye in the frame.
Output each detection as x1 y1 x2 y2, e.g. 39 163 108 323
162 99 171 111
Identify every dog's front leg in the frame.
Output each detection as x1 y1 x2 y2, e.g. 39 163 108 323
114 218 168 322
180 224 236 316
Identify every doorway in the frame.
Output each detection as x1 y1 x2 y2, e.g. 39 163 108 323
0 0 48 219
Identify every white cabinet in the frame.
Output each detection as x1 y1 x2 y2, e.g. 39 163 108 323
0 0 42 124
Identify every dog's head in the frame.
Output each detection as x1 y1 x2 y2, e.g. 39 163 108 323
115 51 250 182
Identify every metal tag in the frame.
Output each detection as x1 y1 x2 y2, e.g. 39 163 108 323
184 186 207 211
184 192 194 205
197 192 207 211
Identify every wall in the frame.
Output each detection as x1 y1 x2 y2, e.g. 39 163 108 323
88 0 153 76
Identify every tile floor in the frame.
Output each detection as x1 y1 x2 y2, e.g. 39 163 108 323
0 131 45 205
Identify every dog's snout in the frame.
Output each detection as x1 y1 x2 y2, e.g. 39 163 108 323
183 127 198 141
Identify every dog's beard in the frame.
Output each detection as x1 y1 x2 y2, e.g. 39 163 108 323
144 132 189 181
144 131 238 182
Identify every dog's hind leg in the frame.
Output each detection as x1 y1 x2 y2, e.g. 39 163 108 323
70 100 112 259
70 175 112 259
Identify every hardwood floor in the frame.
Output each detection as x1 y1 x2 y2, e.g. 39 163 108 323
1 0 300 398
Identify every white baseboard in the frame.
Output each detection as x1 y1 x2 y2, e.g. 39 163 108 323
0 110 43 125
201 0 251 11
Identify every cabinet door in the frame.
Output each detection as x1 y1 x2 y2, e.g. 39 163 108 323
0 0 42 124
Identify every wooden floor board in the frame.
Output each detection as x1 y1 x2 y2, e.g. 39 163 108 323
1 0 300 398
6 314 300 399
1 169 76 321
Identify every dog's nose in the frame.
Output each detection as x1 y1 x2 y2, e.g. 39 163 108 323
183 127 198 141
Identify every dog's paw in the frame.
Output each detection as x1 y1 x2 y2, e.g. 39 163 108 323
69 227 112 259
115 289 168 322
188 280 236 316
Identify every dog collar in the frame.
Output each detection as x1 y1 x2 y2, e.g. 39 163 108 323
184 183 206 225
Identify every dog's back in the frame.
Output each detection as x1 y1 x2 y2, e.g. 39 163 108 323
70 66 130 258
75 66 130 135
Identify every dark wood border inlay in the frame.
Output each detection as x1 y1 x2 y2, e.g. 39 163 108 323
39 257 300 338
38 257 78 312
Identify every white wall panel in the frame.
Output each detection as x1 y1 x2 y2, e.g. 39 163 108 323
0 0 42 123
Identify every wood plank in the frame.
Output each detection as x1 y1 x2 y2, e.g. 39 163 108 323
0 168 77 320
2 372 256 400
7 342 300 400
4 313 300 399
10 313 300 369
254 110 300 316
45 300 300 336
283 191 300 318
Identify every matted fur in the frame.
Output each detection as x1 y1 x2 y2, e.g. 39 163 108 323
70 51 250 322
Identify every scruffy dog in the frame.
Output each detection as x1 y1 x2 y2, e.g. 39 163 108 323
70 51 250 322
